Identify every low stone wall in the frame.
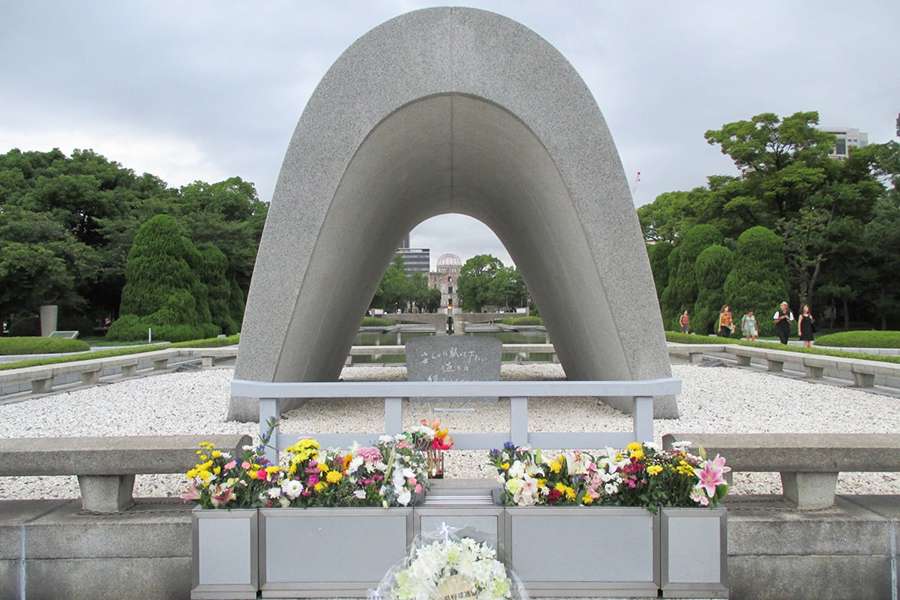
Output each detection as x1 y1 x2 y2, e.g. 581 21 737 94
1 494 896 599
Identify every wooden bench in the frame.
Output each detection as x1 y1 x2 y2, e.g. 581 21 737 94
662 432 900 510
0 434 250 512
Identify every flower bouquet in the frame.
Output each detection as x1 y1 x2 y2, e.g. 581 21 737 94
182 440 276 508
489 441 729 510
369 525 524 600
183 432 431 509
406 419 454 479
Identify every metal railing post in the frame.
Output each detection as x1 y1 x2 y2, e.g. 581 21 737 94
510 397 528 446
632 395 653 442
384 397 403 436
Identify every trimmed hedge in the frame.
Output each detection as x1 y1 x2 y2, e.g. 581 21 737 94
0 337 91 355
815 330 900 349
665 331 900 365
499 316 544 326
106 315 219 342
361 316 393 327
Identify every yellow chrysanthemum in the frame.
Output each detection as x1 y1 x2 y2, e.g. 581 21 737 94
317 462 330 473
314 481 327 493
582 494 594 505
326 471 343 484
647 465 663 476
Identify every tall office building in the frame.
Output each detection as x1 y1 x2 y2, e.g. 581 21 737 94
395 247 430 275
821 127 868 159
394 233 429 276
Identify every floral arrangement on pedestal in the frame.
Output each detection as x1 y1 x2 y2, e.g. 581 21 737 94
370 527 515 600
488 441 729 509
406 419 454 478
183 431 433 509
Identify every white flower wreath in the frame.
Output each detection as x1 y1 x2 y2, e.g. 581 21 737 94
389 537 512 600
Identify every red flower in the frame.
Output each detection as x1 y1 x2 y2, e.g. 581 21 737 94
547 488 562 504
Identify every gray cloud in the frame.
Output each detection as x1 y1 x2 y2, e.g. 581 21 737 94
2 1 898 267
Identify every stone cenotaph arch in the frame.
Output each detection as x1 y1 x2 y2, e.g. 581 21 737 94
229 7 678 421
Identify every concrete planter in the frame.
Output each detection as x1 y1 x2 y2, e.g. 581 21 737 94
504 506 659 597
414 505 504 550
660 507 728 598
258 507 414 597
191 507 259 600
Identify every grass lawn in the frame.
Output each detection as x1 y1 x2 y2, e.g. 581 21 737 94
0 337 90 355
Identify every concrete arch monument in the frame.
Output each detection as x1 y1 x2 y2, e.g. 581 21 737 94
229 7 678 420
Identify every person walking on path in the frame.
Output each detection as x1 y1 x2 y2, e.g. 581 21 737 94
679 310 690 334
798 304 816 348
741 309 758 341
717 305 735 338
773 301 795 345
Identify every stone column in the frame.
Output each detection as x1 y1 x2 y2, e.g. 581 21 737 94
40 304 59 337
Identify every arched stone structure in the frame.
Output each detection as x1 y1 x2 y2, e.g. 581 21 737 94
229 7 678 420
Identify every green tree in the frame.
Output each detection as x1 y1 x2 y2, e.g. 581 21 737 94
692 244 734 334
0 206 98 327
646 242 673 301
457 255 504 312
723 227 788 337
660 224 723 324
107 215 219 341
372 256 410 312
196 243 241 334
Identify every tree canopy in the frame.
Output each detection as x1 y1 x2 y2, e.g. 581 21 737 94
639 111 898 330
0 148 266 336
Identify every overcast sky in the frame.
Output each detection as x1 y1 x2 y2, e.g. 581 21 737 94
2 1 897 269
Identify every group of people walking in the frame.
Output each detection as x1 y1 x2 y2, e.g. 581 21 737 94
679 302 816 347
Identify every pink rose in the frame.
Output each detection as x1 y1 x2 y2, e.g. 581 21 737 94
224 460 237 470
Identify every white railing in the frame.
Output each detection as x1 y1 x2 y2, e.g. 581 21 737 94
230 378 682 463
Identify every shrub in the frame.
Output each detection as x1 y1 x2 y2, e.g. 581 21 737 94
646 241 673 301
815 330 900 348
661 225 723 324
0 336 90 355
723 226 788 337
693 245 734 334
110 215 219 340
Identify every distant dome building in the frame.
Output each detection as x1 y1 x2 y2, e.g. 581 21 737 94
429 253 462 313
436 253 462 274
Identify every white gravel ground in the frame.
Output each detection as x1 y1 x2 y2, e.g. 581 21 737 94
1 363 898 500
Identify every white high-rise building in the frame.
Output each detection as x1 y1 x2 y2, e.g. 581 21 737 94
821 127 868 159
